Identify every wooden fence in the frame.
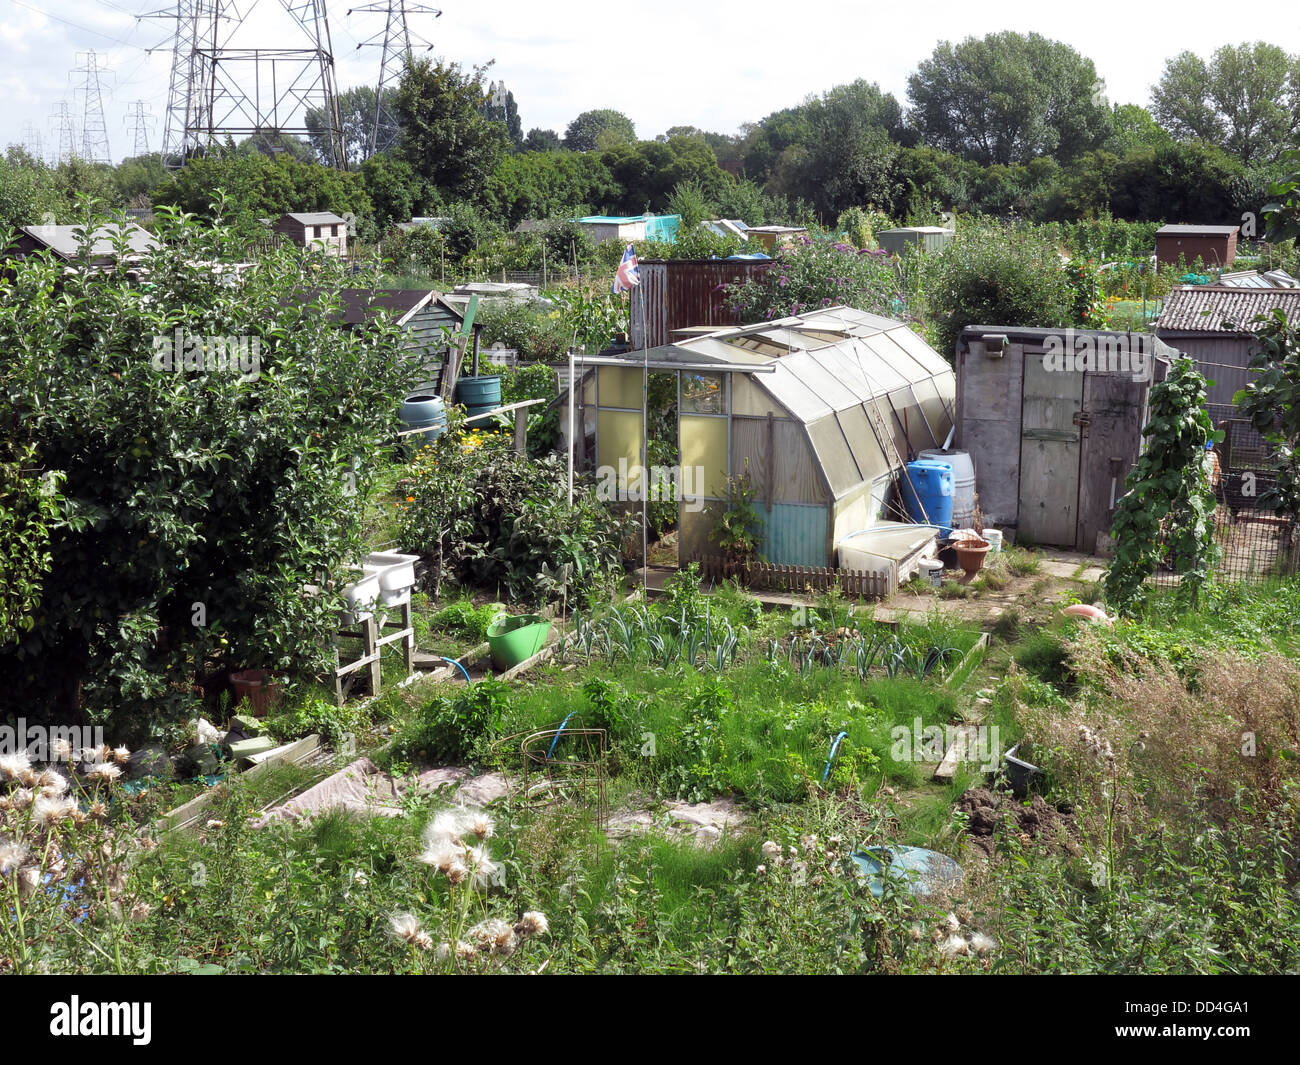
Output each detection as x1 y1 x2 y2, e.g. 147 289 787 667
688 555 894 601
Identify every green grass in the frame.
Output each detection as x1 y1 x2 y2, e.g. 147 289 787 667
1003 546 1042 577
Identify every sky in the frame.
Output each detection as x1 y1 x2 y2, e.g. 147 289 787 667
1 0 1298 164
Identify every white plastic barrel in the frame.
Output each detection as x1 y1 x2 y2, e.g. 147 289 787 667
918 448 976 529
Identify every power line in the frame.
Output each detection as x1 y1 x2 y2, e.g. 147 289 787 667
4 0 138 48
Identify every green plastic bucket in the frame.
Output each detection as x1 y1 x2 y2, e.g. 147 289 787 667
486 613 551 670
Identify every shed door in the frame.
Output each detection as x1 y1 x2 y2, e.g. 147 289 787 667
1018 354 1082 547
1075 371 1147 553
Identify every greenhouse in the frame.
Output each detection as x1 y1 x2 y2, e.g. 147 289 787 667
576 306 957 567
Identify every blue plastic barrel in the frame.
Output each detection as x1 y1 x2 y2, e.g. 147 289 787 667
902 460 954 534
399 393 447 445
919 448 975 529
455 375 502 419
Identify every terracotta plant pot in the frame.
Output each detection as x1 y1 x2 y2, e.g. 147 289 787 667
229 669 282 718
954 538 991 576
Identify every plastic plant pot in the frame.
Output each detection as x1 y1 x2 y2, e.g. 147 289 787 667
486 613 551 670
1004 743 1043 797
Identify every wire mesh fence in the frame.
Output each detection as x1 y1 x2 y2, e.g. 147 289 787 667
1148 417 1299 587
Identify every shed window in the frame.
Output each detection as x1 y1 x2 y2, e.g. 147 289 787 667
331 224 339 237
314 226 322 238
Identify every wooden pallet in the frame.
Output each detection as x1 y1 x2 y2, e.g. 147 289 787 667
334 600 414 705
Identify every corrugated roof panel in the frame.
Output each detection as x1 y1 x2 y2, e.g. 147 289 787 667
1156 286 1300 333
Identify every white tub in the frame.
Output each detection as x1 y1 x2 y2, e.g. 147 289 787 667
838 523 941 586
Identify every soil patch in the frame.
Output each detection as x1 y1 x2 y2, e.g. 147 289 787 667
957 786 1081 859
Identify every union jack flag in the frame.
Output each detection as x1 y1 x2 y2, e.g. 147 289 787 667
611 243 639 294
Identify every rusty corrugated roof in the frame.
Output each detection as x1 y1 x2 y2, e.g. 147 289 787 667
1155 286 1300 334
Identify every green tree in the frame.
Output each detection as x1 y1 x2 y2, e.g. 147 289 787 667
907 32 1112 165
1107 104 1173 154
361 152 425 230
0 153 62 227
563 109 637 152
1152 42 1300 165
0 205 416 726
307 85 399 166
395 56 507 202
521 127 562 152
483 150 617 225
600 136 729 215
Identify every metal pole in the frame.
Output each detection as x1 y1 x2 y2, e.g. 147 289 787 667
567 346 575 509
639 285 648 591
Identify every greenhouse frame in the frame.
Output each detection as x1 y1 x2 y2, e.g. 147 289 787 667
576 306 957 568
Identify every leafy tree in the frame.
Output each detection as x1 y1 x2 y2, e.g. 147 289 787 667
0 154 62 227
235 132 315 163
1107 141 1245 222
307 85 399 166
0 444 60 647
907 32 1112 165
395 56 507 202
726 237 903 323
482 150 617 225
916 222 1077 354
1107 104 1173 154
154 153 373 238
1262 149 1300 243
361 152 426 230
1234 309 1300 518
1104 359 1220 614
712 177 770 225
599 136 729 215
521 128 562 152
1152 42 1300 165
0 205 416 727
113 152 168 207
563 109 637 151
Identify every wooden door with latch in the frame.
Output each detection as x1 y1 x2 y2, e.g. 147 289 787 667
1018 353 1083 546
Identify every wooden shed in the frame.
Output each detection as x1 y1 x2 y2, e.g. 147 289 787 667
273 212 348 256
1155 285 1300 424
581 306 956 568
954 326 1176 553
1155 224 1239 268
11 223 157 268
333 289 462 394
630 258 775 349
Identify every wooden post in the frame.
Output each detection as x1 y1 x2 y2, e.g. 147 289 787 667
514 405 527 456
364 616 381 696
401 601 414 675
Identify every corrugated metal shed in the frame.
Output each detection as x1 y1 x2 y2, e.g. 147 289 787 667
630 258 775 349
876 227 954 256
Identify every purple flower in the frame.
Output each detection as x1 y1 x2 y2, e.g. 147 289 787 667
778 275 789 287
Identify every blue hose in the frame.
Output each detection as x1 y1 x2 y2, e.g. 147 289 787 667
547 710 578 761
823 731 849 781
440 657 471 685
